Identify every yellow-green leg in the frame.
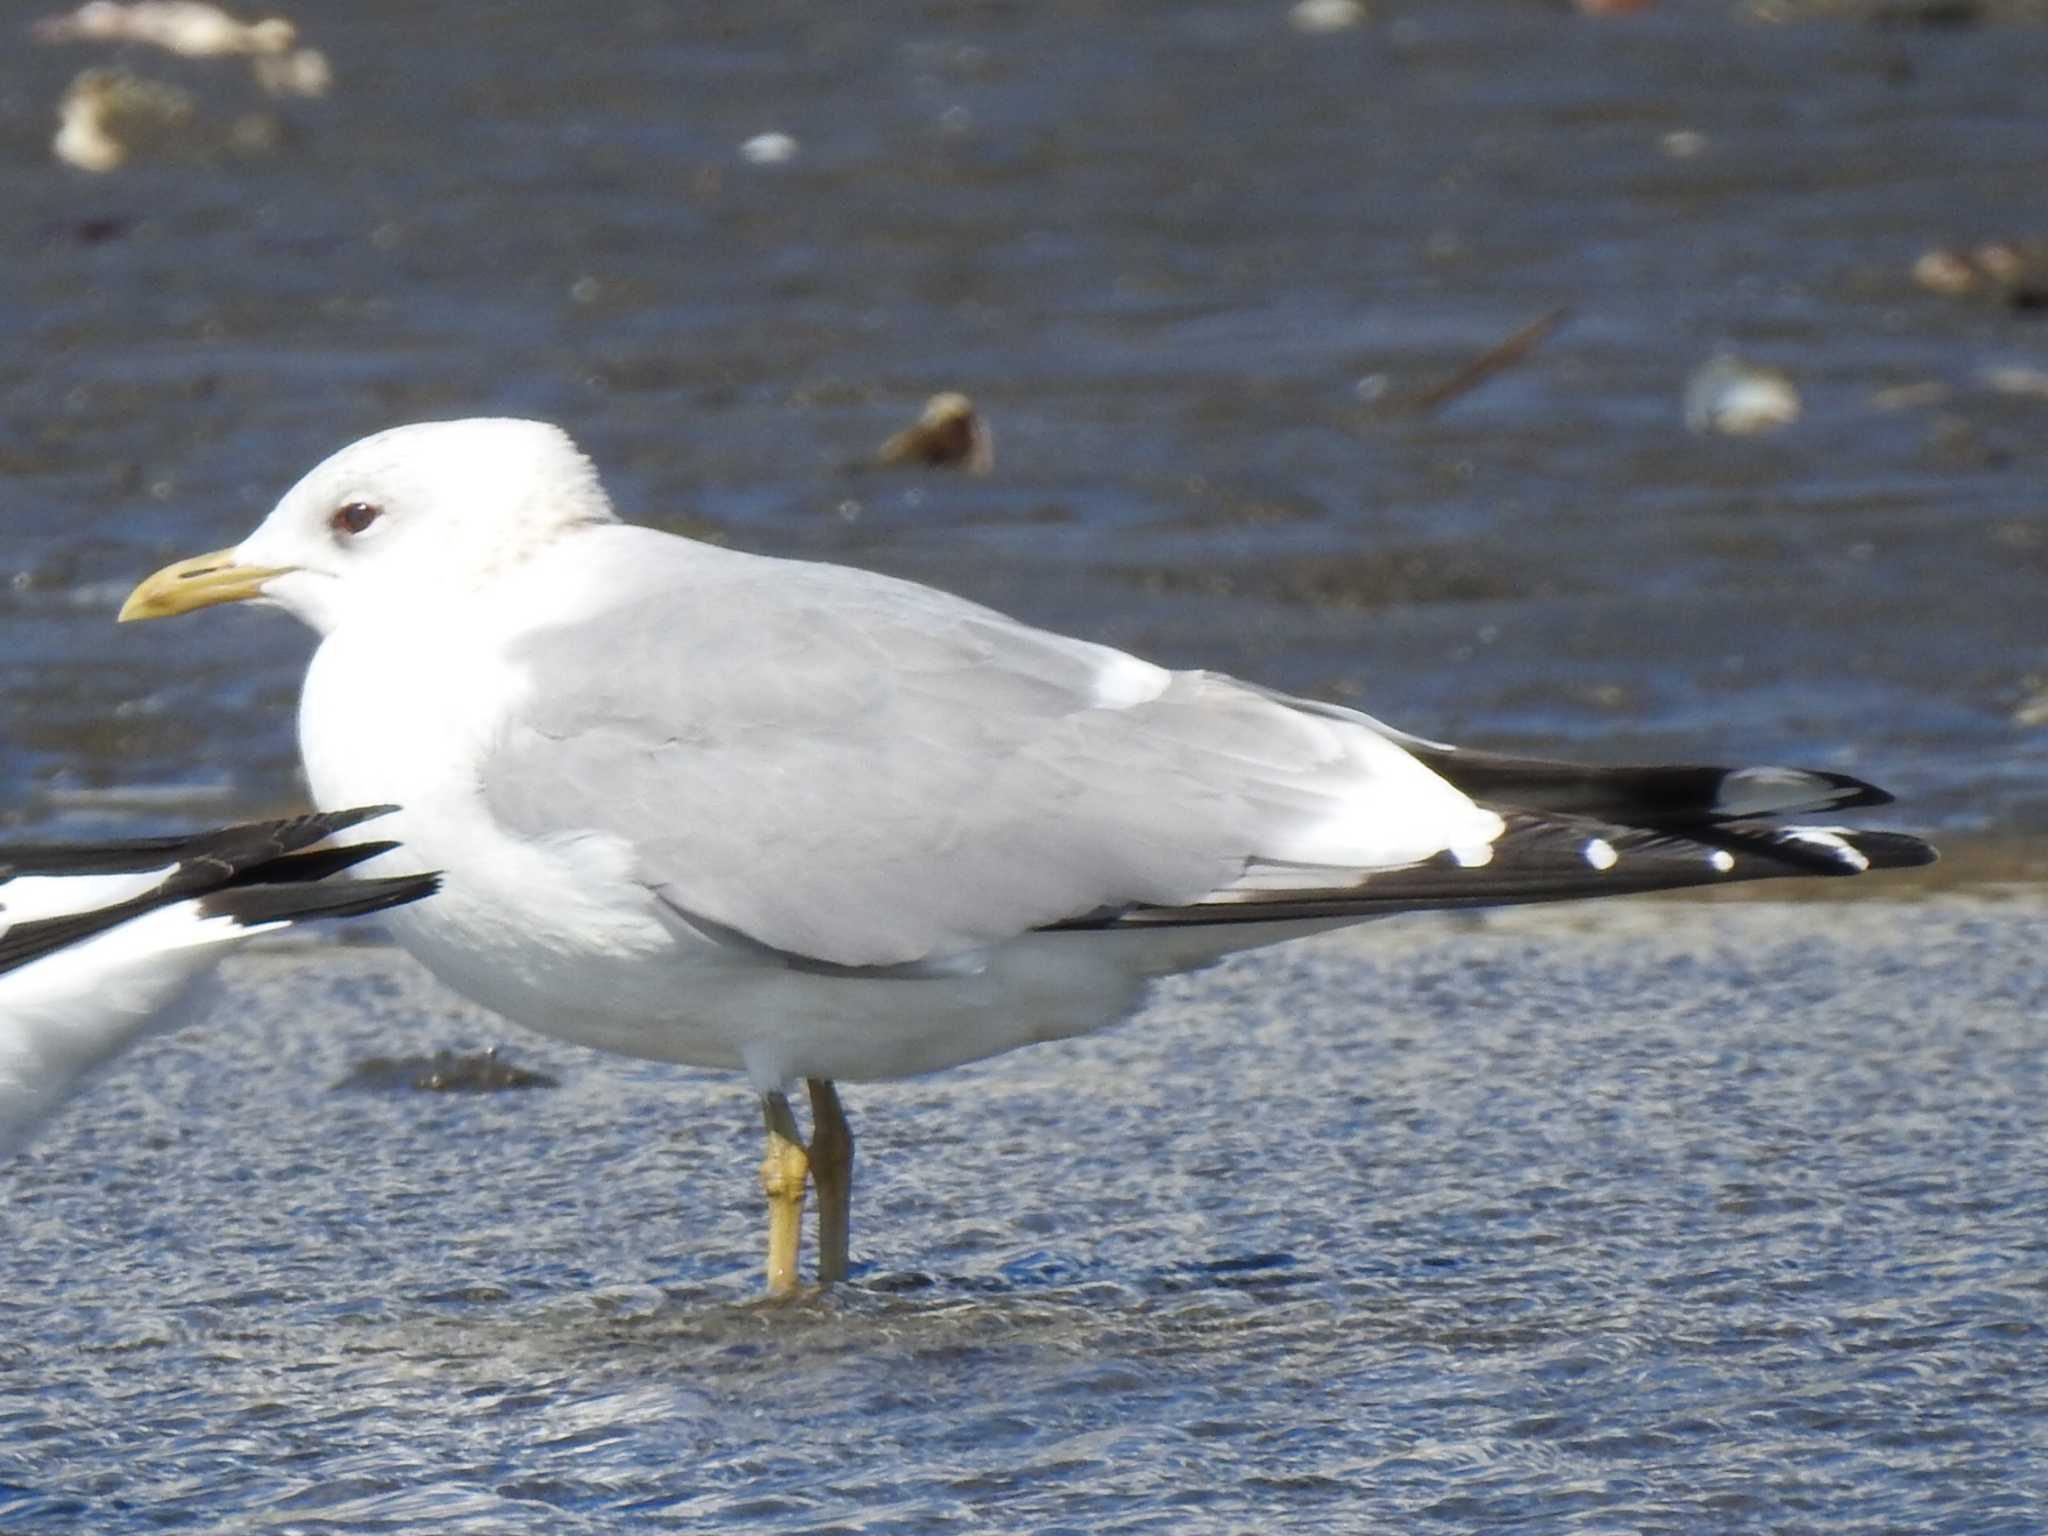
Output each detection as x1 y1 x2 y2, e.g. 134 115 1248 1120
807 1078 854 1287
760 1091 810 1297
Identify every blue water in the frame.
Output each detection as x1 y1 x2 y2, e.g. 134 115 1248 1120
5 903 2047 1532
1 1 2044 838
2 1 2046 1529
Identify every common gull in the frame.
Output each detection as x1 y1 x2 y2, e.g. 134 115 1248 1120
121 419 1936 1293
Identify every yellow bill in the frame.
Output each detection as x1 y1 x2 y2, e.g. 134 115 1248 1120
118 549 294 623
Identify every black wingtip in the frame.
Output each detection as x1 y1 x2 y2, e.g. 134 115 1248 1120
1696 822 1938 876
0 805 406 884
201 871 441 929
233 840 403 888
1815 772 1891 809
1051 816 1940 932
269 804 403 850
154 805 405 901
1377 741 1904 827
1735 768 1893 814
306 804 403 833
1844 829 1938 870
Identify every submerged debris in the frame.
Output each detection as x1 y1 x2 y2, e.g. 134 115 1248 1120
2014 677 2048 728
1386 306 1571 417
874 392 995 474
1288 0 1369 33
249 43 328 97
334 1047 559 1095
52 66 281 171
1985 363 2048 398
1683 354 1802 435
739 131 799 165
1913 241 2048 312
32 3 331 99
54 67 189 172
33 1 294 56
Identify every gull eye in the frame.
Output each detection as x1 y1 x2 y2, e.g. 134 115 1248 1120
330 501 383 538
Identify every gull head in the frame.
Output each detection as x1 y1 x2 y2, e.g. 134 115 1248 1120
120 419 617 636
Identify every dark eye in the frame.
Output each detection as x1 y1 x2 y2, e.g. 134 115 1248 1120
330 501 382 537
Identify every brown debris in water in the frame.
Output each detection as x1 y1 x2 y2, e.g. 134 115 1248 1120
335 1047 559 1095
874 392 995 475
1381 307 1572 418
1913 241 2048 313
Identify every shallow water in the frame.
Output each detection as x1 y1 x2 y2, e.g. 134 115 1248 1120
6 900 2047 1532
0 0 2044 837
3 2 2047 1530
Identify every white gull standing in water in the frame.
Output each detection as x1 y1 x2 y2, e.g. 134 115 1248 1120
120 419 1935 1294
0 806 436 1157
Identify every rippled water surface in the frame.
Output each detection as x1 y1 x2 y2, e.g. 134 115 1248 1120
0 0 2044 835
5 903 2046 1532
2 1 2046 1530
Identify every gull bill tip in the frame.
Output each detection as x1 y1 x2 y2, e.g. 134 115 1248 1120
118 549 292 622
